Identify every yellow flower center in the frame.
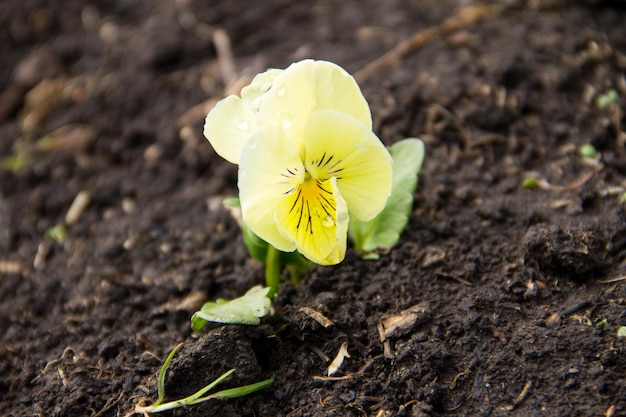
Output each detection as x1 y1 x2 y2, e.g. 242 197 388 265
287 172 336 234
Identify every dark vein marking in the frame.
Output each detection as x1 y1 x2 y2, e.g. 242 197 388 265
289 189 302 214
305 201 313 233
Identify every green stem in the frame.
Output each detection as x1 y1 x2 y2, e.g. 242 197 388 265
286 265 300 286
265 245 281 297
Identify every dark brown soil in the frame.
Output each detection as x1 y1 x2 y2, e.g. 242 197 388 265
2 1 626 416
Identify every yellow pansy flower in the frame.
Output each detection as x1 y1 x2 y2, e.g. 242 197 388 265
204 60 392 265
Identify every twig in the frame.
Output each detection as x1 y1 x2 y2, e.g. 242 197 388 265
498 380 532 412
355 5 505 83
562 300 593 317
424 104 471 148
212 29 238 88
512 380 533 407
0 260 23 274
535 171 595 192
597 276 626 284
469 134 506 149
93 391 125 417
300 306 334 328
436 272 473 287
65 190 91 226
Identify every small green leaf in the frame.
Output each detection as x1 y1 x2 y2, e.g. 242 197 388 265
1 154 30 172
522 177 538 189
208 376 275 400
595 318 608 330
155 343 183 407
191 286 272 330
223 197 241 208
349 138 425 253
578 143 597 158
617 326 626 338
596 88 618 109
44 224 68 243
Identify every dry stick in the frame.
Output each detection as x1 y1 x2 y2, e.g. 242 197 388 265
535 171 595 192
598 276 626 284
212 28 238 89
354 4 505 84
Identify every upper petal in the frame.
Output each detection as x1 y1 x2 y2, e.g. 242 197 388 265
238 127 302 253
257 60 372 154
304 109 393 222
203 95 255 164
240 68 283 107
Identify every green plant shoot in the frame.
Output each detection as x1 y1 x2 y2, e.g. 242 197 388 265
131 343 274 415
349 138 425 254
578 143 597 158
596 88 618 109
44 224 68 243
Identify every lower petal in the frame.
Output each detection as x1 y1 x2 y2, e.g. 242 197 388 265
275 177 348 265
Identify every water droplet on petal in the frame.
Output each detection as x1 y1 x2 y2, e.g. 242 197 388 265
282 117 292 130
237 119 249 130
261 82 272 93
277 86 286 97
322 215 334 227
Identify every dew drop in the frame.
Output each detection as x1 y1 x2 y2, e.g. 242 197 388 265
277 86 286 97
251 97 261 111
322 215 334 227
282 117 292 130
237 119 249 130
261 82 272 93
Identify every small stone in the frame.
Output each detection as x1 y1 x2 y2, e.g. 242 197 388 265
339 390 356 403
14 46 62 87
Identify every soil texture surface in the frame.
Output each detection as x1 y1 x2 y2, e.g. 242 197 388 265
2 1 626 416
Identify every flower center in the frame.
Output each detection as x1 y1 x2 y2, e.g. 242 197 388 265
286 172 336 234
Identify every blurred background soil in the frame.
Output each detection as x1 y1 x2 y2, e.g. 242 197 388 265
1 1 626 416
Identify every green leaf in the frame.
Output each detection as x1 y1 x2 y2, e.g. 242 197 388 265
596 88 618 109
1 154 30 172
223 197 241 208
578 143 597 158
44 224 68 243
191 285 272 330
154 343 183 407
208 375 275 400
349 138 425 253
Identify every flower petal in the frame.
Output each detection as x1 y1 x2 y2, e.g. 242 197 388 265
203 95 255 164
304 109 393 222
240 68 283 107
238 127 301 253
257 60 372 154
275 177 348 265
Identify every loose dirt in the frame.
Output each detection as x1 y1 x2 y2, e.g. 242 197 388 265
2 1 626 416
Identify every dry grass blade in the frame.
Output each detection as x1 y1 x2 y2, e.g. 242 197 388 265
355 5 505 83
